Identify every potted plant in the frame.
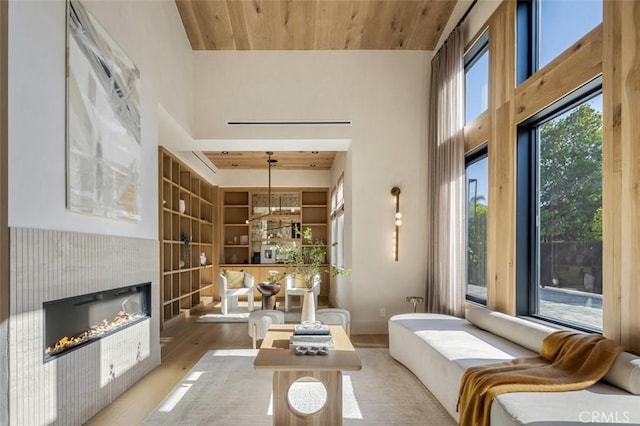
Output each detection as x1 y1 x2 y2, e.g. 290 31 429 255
265 270 286 285
276 227 350 321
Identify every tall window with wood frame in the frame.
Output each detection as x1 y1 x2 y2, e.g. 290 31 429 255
464 31 489 124
518 0 603 78
518 89 603 331
516 0 604 332
535 0 602 70
465 146 488 304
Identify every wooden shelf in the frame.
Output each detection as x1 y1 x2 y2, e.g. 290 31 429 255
219 188 330 298
159 147 216 330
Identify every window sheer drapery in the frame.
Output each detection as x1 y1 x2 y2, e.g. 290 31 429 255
425 27 466 317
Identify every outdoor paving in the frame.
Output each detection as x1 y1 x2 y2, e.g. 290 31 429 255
467 284 602 330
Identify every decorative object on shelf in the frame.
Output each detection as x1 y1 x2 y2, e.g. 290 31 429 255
291 222 301 238
230 253 238 264
200 252 207 266
179 199 186 214
391 186 402 261
239 235 249 245
252 252 261 264
260 245 276 264
180 231 191 263
179 259 185 268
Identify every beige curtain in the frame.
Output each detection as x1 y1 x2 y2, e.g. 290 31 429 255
425 27 466 317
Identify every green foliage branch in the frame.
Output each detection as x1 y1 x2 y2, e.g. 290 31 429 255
276 227 350 289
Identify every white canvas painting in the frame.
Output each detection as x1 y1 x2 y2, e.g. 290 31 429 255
67 0 141 222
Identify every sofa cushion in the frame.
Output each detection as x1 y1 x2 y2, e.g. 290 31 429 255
466 305 555 353
491 382 640 425
466 305 640 395
389 313 536 420
604 351 640 395
223 270 245 288
294 274 307 289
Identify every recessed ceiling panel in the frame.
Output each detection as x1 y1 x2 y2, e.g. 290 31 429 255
205 151 336 170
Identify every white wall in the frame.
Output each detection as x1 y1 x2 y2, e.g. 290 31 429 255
193 50 432 333
8 0 192 239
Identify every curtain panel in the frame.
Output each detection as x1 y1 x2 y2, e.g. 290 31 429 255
425 27 466 317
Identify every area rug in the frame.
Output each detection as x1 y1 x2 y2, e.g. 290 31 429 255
142 348 454 425
196 307 255 323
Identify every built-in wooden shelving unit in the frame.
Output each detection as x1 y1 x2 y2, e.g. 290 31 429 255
159 147 216 329
218 188 329 299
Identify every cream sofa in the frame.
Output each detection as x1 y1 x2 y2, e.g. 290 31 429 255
388 306 640 425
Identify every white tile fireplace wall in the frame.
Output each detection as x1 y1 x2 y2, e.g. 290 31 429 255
8 228 159 425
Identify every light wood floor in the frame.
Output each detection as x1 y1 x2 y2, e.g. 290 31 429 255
86 302 389 425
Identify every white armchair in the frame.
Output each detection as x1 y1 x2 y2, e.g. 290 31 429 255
218 271 255 315
284 273 320 313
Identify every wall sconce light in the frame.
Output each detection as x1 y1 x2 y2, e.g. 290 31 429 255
391 186 402 261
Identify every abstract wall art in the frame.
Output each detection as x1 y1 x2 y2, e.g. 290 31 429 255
66 0 141 222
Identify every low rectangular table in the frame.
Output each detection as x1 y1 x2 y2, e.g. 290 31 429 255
253 324 362 425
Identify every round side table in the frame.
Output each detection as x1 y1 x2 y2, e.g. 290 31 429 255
257 283 281 310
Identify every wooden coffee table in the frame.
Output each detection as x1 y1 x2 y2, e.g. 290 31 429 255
253 324 362 425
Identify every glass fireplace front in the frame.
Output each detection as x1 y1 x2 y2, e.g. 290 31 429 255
43 282 151 361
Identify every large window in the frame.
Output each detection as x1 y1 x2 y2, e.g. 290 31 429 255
538 0 602 69
519 0 602 75
518 88 603 330
464 31 489 124
331 174 344 268
465 146 488 304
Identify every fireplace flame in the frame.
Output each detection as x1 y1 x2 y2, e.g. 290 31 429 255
45 310 145 357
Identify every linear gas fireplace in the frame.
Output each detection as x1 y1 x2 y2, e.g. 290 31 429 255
43 282 151 361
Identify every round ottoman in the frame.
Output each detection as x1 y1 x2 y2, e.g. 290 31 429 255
248 310 285 348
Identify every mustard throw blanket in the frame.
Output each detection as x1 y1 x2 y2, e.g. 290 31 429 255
457 331 624 426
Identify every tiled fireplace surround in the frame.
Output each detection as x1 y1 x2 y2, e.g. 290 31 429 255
7 228 160 425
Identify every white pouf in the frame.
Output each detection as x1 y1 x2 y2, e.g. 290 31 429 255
248 310 285 348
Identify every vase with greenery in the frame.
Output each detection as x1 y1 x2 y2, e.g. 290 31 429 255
276 227 350 322
277 227 350 288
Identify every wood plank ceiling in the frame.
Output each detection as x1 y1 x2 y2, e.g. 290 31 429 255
176 0 457 51
205 151 336 170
